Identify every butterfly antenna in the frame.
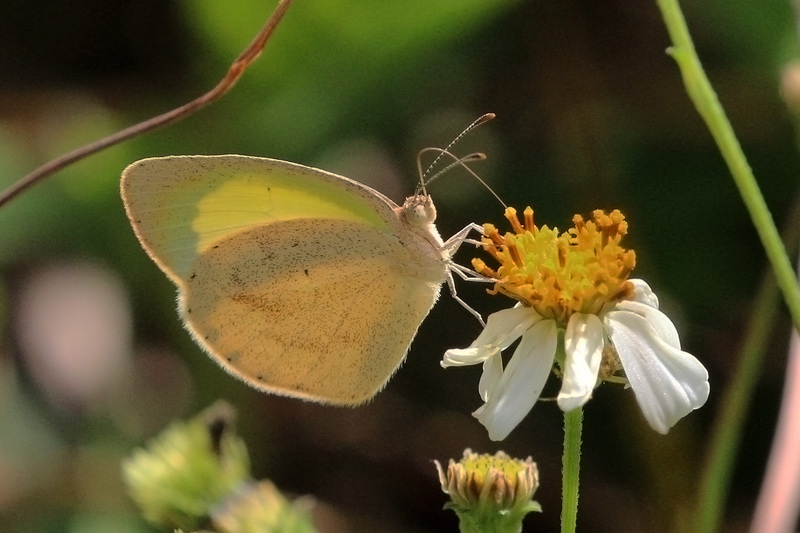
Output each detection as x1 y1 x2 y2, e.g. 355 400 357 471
419 147 506 209
416 112 496 194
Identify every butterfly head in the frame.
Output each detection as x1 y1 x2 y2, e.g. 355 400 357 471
401 194 437 229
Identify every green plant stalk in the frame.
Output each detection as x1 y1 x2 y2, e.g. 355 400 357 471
561 407 583 533
691 193 800 532
655 0 800 334
693 273 778 532
453 508 531 533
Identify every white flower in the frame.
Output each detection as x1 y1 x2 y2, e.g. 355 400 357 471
444 279 709 440
444 208 709 441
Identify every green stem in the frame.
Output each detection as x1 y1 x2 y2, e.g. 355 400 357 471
561 408 583 533
691 192 800 532
655 0 800 334
693 275 778 532
455 511 526 533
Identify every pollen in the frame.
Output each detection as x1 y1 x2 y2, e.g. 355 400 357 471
473 207 637 325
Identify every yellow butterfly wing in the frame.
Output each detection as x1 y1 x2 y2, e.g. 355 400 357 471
183 218 443 403
121 155 447 404
121 155 395 282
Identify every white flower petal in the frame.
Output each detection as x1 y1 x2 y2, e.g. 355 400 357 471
629 278 659 309
474 319 558 441
441 306 538 368
558 313 604 412
442 345 500 367
468 305 540 350
614 300 681 349
605 309 710 434
478 354 504 401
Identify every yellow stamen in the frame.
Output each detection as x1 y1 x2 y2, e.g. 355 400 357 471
506 239 524 269
485 224 504 246
505 207 524 234
476 207 637 325
472 258 499 279
523 207 535 232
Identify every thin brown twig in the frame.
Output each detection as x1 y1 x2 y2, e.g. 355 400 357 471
0 0 294 209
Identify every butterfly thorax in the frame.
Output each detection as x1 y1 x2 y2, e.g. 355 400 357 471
394 194 447 284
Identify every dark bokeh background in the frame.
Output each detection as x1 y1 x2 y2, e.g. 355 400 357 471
1 1 798 531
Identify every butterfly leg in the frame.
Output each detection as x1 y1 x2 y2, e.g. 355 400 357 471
440 222 485 257
448 261 491 283
444 268 486 326
442 222 496 282
441 222 506 325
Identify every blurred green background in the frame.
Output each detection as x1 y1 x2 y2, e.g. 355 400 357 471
1 0 798 531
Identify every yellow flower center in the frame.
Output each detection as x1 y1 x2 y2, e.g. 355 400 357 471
473 207 636 325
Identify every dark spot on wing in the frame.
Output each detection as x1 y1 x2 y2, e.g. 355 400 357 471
291 382 309 392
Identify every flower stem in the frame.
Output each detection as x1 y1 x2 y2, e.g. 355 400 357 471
655 0 800 334
454 510 527 533
561 407 583 533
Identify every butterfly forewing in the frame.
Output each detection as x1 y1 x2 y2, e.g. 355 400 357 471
121 155 398 281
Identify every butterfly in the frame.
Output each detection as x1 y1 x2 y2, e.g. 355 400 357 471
121 154 483 404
